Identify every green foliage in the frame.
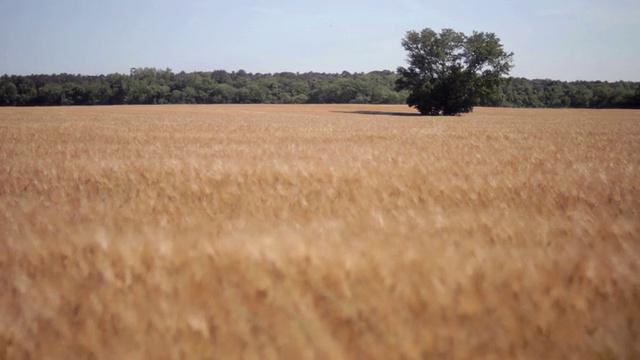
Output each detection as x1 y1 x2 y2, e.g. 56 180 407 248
0 78 18 105
0 68 638 109
396 28 514 115
491 78 640 109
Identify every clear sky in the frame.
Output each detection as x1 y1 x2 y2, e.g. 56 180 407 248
1 0 638 81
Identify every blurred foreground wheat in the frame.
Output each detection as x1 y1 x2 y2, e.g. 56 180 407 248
1 105 639 359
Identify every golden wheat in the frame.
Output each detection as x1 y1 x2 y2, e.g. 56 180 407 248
1 104 639 359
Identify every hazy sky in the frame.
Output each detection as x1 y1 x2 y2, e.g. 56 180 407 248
1 0 639 81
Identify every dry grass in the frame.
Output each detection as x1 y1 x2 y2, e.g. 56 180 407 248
0 104 639 359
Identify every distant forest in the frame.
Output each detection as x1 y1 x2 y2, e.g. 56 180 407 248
1 67 639 108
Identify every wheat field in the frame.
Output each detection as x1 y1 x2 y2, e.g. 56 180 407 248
0 104 638 359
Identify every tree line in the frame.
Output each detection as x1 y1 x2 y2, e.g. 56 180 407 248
1 67 638 108
495 78 640 109
0 68 407 107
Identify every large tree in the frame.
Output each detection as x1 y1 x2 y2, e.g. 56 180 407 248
396 28 514 115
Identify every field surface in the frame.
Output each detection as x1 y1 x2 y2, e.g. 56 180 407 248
1 104 639 359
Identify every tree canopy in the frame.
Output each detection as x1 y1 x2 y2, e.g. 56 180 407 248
0 70 407 106
396 28 514 115
0 69 638 109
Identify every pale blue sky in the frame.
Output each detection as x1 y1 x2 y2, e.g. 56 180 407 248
1 0 639 81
